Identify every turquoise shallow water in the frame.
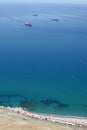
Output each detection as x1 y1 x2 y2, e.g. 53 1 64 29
0 3 87 117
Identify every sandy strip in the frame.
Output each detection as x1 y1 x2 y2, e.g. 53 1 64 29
0 106 87 130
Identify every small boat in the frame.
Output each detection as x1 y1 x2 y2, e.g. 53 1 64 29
25 22 32 27
33 14 37 16
51 18 59 21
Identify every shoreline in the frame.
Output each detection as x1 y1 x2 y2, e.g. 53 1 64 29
0 106 87 128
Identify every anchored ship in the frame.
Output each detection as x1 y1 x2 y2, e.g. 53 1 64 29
25 22 32 27
51 18 59 21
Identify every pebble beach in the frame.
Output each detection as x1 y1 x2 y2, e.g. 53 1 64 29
0 106 87 130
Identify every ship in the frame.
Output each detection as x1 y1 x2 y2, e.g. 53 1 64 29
25 22 32 27
51 18 59 21
33 14 37 16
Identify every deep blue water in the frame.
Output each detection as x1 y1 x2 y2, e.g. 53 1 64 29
0 3 87 116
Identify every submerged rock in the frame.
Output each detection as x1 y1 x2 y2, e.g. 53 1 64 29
57 103 69 108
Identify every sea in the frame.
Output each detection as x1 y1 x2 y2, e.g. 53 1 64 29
0 3 87 117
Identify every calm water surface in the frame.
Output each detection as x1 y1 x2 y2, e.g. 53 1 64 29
0 3 87 116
